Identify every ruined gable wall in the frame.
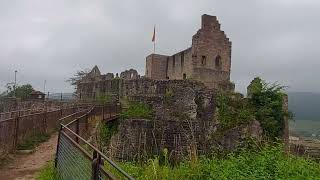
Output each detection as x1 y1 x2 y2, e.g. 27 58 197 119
191 14 232 87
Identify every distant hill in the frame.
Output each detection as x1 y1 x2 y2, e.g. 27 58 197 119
288 92 320 120
48 93 75 101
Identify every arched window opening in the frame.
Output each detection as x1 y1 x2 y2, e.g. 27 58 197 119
215 55 222 69
183 73 186 79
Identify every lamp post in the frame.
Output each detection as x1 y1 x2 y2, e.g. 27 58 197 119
14 70 18 97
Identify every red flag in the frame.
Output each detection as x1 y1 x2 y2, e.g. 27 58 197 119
152 26 156 42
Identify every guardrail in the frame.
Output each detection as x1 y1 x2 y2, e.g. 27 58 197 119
0 105 90 155
0 108 42 121
55 105 134 180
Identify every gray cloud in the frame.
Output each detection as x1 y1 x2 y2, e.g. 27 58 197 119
0 0 319 94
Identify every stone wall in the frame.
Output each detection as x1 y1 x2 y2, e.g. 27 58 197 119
145 54 168 79
104 80 262 162
144 14 233 89
106 118 262 162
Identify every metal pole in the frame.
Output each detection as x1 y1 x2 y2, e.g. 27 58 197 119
14 70 17 97
43 80 46 95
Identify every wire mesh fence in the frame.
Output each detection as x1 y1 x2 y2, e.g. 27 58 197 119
55 105 134 180
56 132 92 180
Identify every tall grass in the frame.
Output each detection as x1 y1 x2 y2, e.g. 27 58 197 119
36 145 320 180
118 145 320 180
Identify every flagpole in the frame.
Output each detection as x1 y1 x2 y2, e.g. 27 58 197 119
152 25 156 54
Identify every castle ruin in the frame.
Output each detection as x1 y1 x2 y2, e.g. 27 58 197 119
77 14 234 100
145 14 233 89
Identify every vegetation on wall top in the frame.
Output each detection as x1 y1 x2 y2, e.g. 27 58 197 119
120 102 153 119
217 77 292 140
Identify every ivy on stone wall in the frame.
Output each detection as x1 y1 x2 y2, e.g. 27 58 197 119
99 120 119 148
216 92 254 130
217 77 292 140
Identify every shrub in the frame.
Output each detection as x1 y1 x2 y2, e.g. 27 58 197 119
248 77 292 139
17 132 50 150
216 92 255 130
120 102 153 119
99 120 119 148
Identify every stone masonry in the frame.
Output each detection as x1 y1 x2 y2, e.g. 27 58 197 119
145 14 233 89
76 14 234 101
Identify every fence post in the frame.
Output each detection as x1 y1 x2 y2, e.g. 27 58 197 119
43 104 48 133
55 125 62 168
14 116 20 149
76 119 80 143
92 150 102 180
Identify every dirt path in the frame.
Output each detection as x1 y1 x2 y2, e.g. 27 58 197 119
0 134 58 180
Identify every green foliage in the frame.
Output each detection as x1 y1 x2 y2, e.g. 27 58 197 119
248 77 291 139
120 102 153 119
119 145 320 180
216 92 255 130
35 161 56 180
6 84 34 99
96 93 112 105
17 132 50 150
164 88 174 105
217 77 292 140
99 120 119 147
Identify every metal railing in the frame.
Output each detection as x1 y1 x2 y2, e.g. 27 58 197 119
0 108 42 121
55 106 134 180
0 105 90 155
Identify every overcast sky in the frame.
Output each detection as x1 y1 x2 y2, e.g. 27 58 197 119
0 0 319 94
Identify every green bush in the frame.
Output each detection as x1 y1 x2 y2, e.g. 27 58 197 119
248 77 292 139
17 132 50 150
216 92 254 130
120 102 153 119
119 145 320 180
99 120 119 148
217 77 292 140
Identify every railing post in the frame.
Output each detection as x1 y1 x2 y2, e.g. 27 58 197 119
75 119 80 143
14 116 20 149
55 124 63 168
92 150 101 180
43 104 48 133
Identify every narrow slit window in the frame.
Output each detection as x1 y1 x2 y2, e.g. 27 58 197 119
215 55 221 68
201 56 206 65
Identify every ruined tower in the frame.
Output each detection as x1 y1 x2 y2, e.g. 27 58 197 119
145 14 233 90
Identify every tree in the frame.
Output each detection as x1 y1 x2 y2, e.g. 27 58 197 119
66 69 90 87
6 84 34 99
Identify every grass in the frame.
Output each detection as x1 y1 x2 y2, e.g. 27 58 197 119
35 161 56 180
120 102 153 119
17 132 50 150
35 144 320 180
114 144 320 180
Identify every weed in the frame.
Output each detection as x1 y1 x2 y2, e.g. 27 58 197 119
35 161 56 180
17 132 50 150
120 102 153 119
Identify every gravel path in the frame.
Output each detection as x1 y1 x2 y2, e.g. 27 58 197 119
0 134 58 180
